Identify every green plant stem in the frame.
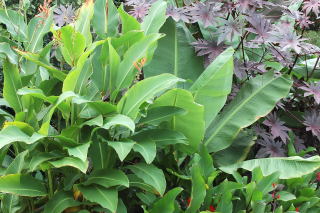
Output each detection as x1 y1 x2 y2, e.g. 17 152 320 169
47 169 54 199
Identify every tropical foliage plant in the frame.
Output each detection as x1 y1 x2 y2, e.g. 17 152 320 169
0 0 319 213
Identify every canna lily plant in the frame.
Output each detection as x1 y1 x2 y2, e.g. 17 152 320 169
0 0 319 212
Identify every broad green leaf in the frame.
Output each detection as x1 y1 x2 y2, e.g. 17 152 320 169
118 73 182 119
28 152 61 172
66 142 91 162
190 47 234 128
62 40 107 93
75 0 94 46
103 114 135 133
115 33 163 91
0 43 18 64
144 19 203 89
93 0 119 37
127 163 166 196
118 5 140 34
3 59 23 113
141 0 167 35
0 126 44 149
6 150 28 174
108 140 135 161
1 194 20 213
198 144 215 179
133 140 156 164
128 174 155 194
278 191 296 201
213 130 256 166
0 174 47 197
152 88 205 153
89 141 116 170
110 31 144 54
27 11 53 52
255 172 280 195
0 9 27 41
59 26 86 66
49 157 89 173
186 165 206 213
44 191 81 213
220 156 320 179
131 129 188 147
137 192 157 206
83 169 129 188
78 185 118 212
150 187 183 213
108 39 120 93
205 72 293 152
39 91 77 135
15 49 67 81
140 106 186 125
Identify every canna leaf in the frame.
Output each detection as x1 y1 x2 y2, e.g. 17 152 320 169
43 191 81 213
83 169 129 188
141 0 167 35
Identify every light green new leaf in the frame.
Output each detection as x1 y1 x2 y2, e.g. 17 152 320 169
190 47 234 128
0 174 47 197
59 26 86 66
44 191 81 213
141 0 167 35
108 39 120 93
150 187 183 213
49 157 89 173
3 59 23 113
27 11 53 52
115 33 164 91
186 165 206 213
0 126 44 150
220 156 320 179
144 19 203 89
75 0 94 46
67 142 91 162
152 88 204 153
118 73 182 119
140 106 186 126
62 40 107 92
107 140 135 161
118 5 140 34
127 163 166 196
0 43 18 64
103 114 135 133
205 72 293 152
78 185 118 212
83 169 129 188
93 0 119 37
133 140 156 164
15 49 67 81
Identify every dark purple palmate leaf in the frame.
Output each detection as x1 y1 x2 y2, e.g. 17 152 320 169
187 1 221 28
263 112 290 143
246 14 272 43
166 5 190 23
303 0 320 17
269 46 294 67
234 60 266 80
303 111 320 137
191 39 226 66
128 2 151 21
294 136 306 153
285 9 314 29
300 81 320 104
253 125 271 140
216 17 244 44
256 137 286 158
53 4 75 27
236 0 264 12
